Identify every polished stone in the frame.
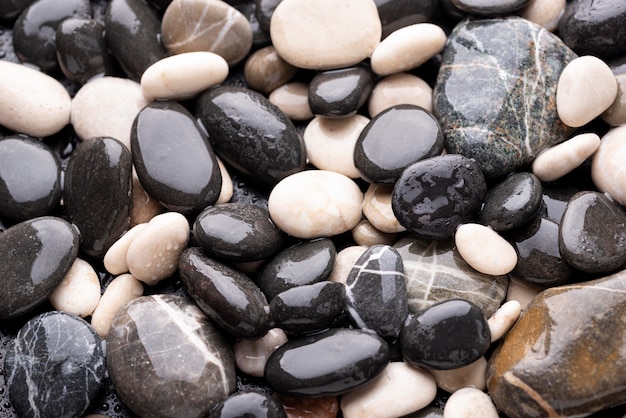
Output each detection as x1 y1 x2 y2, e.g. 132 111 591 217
375 0 440 38
592 125 626 207
455 223 518 275
532 133 600 182
209 391 287 418
244 45 297 95
308 65 374 117
368 73 433 117
48 257 101 318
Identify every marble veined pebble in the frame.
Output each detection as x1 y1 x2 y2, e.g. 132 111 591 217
48 258 101 318
126 212 190 286
368 73 433 117
517 0 565 32
340 362 437 418
268 82 314 121
428 357 488 393
371 23 446 76
532 132 600 182
592 125 626 207
270 0 381 70
268 170 363 239
557 55 618 127
90 273 144 337
455 223 517 275
363 184 406 234
0 60 71 137
328 245 368 285
443 387 499 418
233 329 288 377
141 52 229 101
488 300 522 342
104 223 149 275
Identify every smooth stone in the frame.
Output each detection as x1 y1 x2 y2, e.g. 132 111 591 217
478 172 543 231
303 114 369 178
269 281 346 335
12 0 91 72
193 202 283 262
103 223 148 275
345 245 408 338
371 23 446 76
264 328 390 397
392 154 487 239
0 60 71 137
308 66 374 117
328 245 367 285
278 395 339 418
90 273 144 337
443 387 499 418
375 0 440 38
126 212 190 285
559 191 626 273
455 223 518 275
132 101 222 214
394 236 509 317
539 183 584 224
0 136 61 222
401 299 491 370
487 270 626 417
404 407 444 418
105 0 167 81
56 17 116 84
210 391 287 418
363 184 406 234
179 247 270 338
269 0 381 70
131 170 164 226
428 357 488 393
557 55 618 127
106 295 236 417
368 73 433 117
233 328 288 377
161 0 252 66
244 46 298 95
141 52 229 101
216 158 234 204
351 219 400 247
4 311 105 418
48 257 101 318
488 300 522 342
268 170 363 239
434 17 576 178
268 82 314 121
355 104 443 184
196 85 306 187
71 76 149 150
517 0 565 32
602 73 626 126
0 217 79 319
532 133 601 182
592 125 626 207
450 0 530 15
505 277 544 310
340 362 437 418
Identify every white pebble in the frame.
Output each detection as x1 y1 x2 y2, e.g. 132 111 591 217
49 258 101 318
352 219 399 247
368 73 433 117
141 51 229 101
268 170 363 239
130 169 163 226
455 223 517 275
602 73 626 126
341 362 437 418
517 0 565 32
104 223 149 276
532 133 601 182
363 183 406 233
268 82 314 121
328 246 368 285
592 125 626 207
488 300 522 342
428 357 488 393
216 158 234 204
0 60 71 137
233 329 288 377
91 273 144 337
557 55 618 128
443 387 499 418
506 277 545 310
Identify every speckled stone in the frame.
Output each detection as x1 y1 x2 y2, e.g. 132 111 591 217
308 65 374 117
451 0 530 15
210 391 287 418
434 17 577 178
244 46 298 95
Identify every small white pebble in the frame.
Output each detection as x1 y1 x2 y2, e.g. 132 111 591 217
428 357 488 393
443 387 499 418
532 133 601 182
362 183 406 234
488 300 522 342
602 73 626 126
591 125 626 207
216 158 234 204
91 273 144 337
104 223 149 275
233 328 288 377
268 82 314 121
49 258 101 318
328 245 368 285
455 223 517 275
368 73 433 117
352 219 399 247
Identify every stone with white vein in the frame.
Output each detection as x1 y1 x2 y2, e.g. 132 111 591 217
91 273 144 337
532 133 600 182
48 258 101 318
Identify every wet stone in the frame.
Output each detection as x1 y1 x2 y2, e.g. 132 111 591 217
268 82 314 121
455 223 518 276
244 45 298 95
375 0 440 38
443 387 499 418
450 0 530 15
233 328 288 377
255 0 281 32
48 257 101 318
277 395 340 418
4 311 106 418
532 132 601 183
209 391 287 418
308 65 374 117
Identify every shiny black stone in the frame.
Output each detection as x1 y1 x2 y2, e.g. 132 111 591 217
254 0 280 32
538 183 585 224
375 0 439 38
64 136 132 258
308 65 374 117
0 0 36 21
209 390 287 418
392 154 487 239
450 0 530 15
401 299 490 370
132 101 222 215
354 104 444 184
0 136 61 223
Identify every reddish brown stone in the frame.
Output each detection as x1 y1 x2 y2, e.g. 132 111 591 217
278 395 339 418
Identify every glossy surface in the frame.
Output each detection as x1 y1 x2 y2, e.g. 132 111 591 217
450 0 529 15
210 390 287 418
308 65 374 117
374 0 439 38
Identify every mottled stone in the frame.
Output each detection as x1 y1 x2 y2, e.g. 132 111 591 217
451 0 530 15
308 66 374 117
210 391 287 418
375 0 440 38
268 82 314 121
90 273 144 338
233 328 288 377
48 258 101 318
455 223 518 275
443 387 499 418
244 46 298 95
368 73 433 117
532 133 600 182
592 125 626 207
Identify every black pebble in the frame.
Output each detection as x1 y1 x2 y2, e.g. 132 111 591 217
210 390 287 418
308 65 374 117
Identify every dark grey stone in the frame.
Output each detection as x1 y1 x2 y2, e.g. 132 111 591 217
0 0 36 21
375 0 440 38
209 390 287 418
450 0 530 15
308 65 374 117
254 0 280 32
232 0 270 49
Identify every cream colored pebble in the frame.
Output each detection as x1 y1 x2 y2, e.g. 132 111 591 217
517 0 565 32
591 125 626 207
602 73 626 126
131 170 163 226
363 183 406 234
532 133 601 182
216 158 234 204
104 223 149 275
427 357 488 393
443 387 499 418
488 300 522 342
352 219 400 247
328 245 368 285
90 273 144 337
368 73 433 117
233 328 288 377
49 258 101 318
268 82 314 121
455 223 517 275
506 277 545 310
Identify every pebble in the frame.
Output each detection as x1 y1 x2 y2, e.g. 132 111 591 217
233 328 288 377
268 82 314 121
216 159 234 204
48 257 101 318
427 357 488 393
131 170 164 225
141 52 229 101
517 0 566 32
103 223 148 275
254 0 280 32
0 60 71 137
450 0 530 15
264 328 390 397
0 135 61 222
308 66 374 117
455 223 518 275
278 395 339 418
443 387 499 418
368 73 433 117
132 100 222 214
354 104 443 184
303 114 369 178
126 211 190 286
505 277 545 310
351 219 399 247
64 137 133 258
70 76 149 150
90 273 144 338
268 170 363 239
328 245 367 285
487 300 522 342
269 0 381 70
602 72 626 126
161 0 253 66
4 311 106 418
362 184 406 234
371 23 446 76
591 125 626 207
106 294 236 417
557 55 618 127
0 216 79 320
340 362 437 418
244 45 298 95
532 133 601 182
210 391 287 418
376 0 439 38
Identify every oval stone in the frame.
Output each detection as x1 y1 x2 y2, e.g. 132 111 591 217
308 65 374 117
375 0 440 38
592 125 626 207
443 387 499 418
455 223 518 276
363 184 406 234
210 391 287 418
532 132 600 182
265 328 390 397
90 273 144 338
368 73 433 117
268 82 314 121
243 45 298 95
48 257 101 318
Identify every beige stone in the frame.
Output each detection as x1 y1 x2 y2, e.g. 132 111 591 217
244 46 298 95
368 73 433 117
131 169 163 227
216 158 233 204
268 82 313 121
602 73 626 126
591 125 626 206
233 329 288 377
351 219 399 247
362 183 406 233
532 132 600 182
328 246 368 285
444 387 499 418
488 300 522 342
104 223 149 275
49 258 101 318
91 273 144 337
428 357 488 393
517 0 565 32
455 223 517 275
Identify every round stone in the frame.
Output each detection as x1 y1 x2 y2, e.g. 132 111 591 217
532 132 601 182
592 125 626 207
48 257 101 318
351 219 400 247
328 246 368 285
517 0 566 32
209 391 287 418
363 184 406 234
368 73 433 117
308 65 374 117
375 0 439 38
443 387 499 418
455 223 518 275
243 45 298 95
268 82 314 121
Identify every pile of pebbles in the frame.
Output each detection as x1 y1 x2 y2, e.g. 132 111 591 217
1 0 626 417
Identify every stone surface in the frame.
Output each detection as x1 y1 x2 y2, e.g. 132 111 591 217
363 184 406 233
130 172 164 226
90 273 144 338
328 246 368 285
48 257 101 318
106 295 236 418
451 0 529 15
517 0 565 32
368 73 433 117
278 395 339 418
506 277 545 310
244 45 297 95
532 133 600 182
209 391 287 418
233 328 288 377
455 223 518 275
4 311 106 418
603 73 626 126
308 66 374 117
592 125 626 207
268 82 314 121
434 17 577 178
443 387 499 418
487 270 626 418
375 0 439 38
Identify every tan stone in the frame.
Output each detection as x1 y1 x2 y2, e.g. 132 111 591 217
488 300 522 342
216 158 233 204
455 223 517 275
428 357 488 393
506 276 545 310
602 73 626 126
244 46 298 95
104 223 149 275
328 245 368 285
233 328 288 377
444 387 499 418
130 170 163 227
532 132 600 182
517 0 565 32
351 219 399 247
49 258 101 318
591 125 626 206
268 82 314 121
362 183 406 234
368 73 433 117
91 273 144 337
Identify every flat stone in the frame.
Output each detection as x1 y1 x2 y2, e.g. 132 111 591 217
268 82 314 121
443 387 499 418
363 184 406 233
602 73 626 126
308 66 374 117
368 73 433 117
48 257 101 318
451 0 530 15
455 223 518 275
532 132 600 182
210 391 287 418
517 0 566 32
90 273 144 338
592 125 626 207
233 328 288 377
244 45 297 95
